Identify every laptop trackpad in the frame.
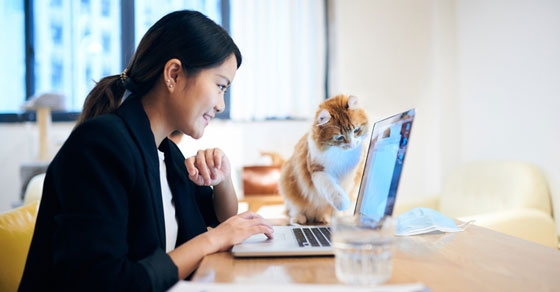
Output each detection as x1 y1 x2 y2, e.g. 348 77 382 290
241 231 288 244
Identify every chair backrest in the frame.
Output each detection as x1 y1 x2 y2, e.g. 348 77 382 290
0 201 38 292
23 173 45 205
439 161 552 218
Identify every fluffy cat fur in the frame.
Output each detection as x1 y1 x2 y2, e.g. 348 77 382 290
279 94 369 224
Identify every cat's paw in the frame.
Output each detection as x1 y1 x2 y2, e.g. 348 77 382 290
331 192 351 211
290 214 308 225
317 214 332 224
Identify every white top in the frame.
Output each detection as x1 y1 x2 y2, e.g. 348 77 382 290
158 149 178 252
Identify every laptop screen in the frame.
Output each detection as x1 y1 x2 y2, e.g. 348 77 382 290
354 109 415 221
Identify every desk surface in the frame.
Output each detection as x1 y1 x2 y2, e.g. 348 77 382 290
192 223 560 292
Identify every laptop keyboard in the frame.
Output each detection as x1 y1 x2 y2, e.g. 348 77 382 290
292 227 331 247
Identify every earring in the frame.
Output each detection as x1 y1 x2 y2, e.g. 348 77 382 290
167 79 173 89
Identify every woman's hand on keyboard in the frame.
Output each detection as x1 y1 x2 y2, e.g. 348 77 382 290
205 211 274 252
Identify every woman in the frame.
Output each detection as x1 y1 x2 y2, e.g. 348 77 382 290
19 10 273 291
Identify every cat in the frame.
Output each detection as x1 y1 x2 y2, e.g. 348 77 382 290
278 94 369 224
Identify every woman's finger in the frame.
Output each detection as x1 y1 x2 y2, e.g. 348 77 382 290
185 157 197 177
213 148 223 170
248 217 272 229
185 157 206 185
250 225 274 239
196 150 211 185
204 149 216 179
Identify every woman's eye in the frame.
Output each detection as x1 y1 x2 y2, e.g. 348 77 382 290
218 84 227 92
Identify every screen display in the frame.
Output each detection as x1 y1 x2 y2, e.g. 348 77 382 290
354 109 415 221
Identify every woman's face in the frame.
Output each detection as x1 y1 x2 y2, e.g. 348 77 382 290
172 54 237 139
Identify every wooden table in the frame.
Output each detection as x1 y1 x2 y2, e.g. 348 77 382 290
192 223 560 291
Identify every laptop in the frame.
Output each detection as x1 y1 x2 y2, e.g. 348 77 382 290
232 109 415 257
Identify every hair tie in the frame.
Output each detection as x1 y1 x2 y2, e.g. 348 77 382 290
120 68 138 93
120 68 128 84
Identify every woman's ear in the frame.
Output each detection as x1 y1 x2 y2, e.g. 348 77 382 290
163 58 183 91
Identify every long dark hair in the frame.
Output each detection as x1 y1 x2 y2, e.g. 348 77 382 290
76 10 242 126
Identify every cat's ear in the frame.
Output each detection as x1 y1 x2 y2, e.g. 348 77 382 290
316 109 331 126
348 95 359 110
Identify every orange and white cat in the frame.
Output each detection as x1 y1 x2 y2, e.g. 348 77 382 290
279 94 369 224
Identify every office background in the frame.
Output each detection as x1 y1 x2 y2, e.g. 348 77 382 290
0 0 559 239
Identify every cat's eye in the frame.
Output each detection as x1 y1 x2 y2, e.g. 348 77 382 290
354 128 360 133
335 135 345 141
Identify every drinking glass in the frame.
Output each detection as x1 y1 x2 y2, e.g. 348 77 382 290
331 215 395 285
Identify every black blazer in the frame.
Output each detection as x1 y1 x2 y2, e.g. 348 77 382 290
19 96 219 292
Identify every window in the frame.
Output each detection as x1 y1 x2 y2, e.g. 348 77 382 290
0 0 25 113
0 0 327 122
50 22 63 45
101 0 111 17
50 0 62 7
135 0 222 48
33 0 121 112
0 0 221 119
102 32 111 53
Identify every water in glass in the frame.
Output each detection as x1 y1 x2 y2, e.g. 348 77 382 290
332 216 394 285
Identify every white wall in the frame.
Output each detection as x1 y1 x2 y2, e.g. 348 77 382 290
457 0 560 234
0 122 75 211
330 0 443 204
331 0 560 236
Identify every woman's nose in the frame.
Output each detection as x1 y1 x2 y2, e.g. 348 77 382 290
215 95 225 113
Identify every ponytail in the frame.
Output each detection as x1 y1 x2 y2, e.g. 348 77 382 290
75 74 126 127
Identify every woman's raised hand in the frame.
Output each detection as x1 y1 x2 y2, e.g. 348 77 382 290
185 148 231 186
205 211 274 252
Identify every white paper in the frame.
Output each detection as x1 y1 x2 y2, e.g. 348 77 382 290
169 281 429 292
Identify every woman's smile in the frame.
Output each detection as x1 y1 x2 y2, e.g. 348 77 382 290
202 113 214 125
